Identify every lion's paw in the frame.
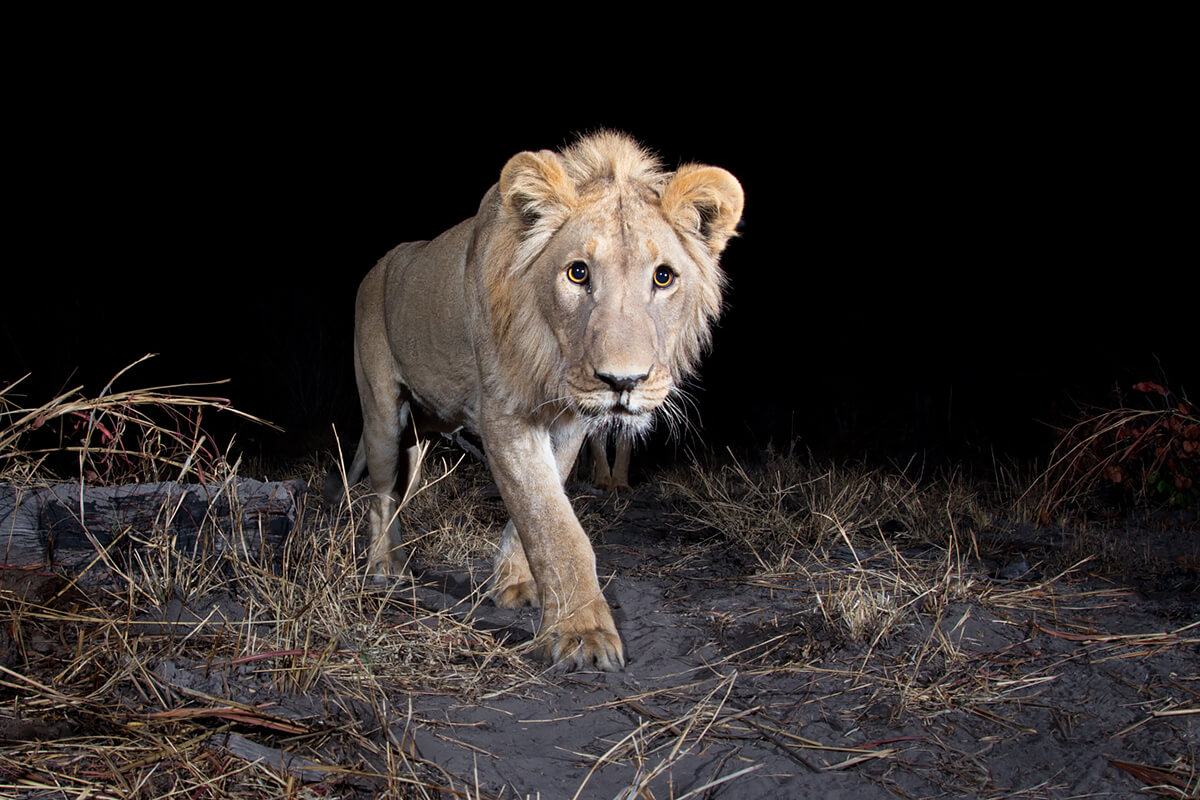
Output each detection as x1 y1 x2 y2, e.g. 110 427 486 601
491 580 540 609
535 598 625 671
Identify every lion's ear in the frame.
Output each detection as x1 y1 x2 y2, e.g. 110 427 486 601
660 165 744 254
500 150 578 229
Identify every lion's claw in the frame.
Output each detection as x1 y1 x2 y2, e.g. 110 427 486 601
538 630 625 672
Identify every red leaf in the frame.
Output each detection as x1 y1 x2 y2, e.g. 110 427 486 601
1132 381 1167 395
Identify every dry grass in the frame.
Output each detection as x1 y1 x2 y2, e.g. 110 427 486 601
1023 382 1199 524
391 444 506 569
663 448 992 644
668 452 1194 800
661 448 1096 718
1 450 544 797
0 363 543 798
664 447 991 567
652 449 1195 796
0 355 271 486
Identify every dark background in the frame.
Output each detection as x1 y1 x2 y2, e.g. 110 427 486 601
4 32 1192 475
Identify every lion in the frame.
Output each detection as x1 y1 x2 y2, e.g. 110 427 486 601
326 131 743 671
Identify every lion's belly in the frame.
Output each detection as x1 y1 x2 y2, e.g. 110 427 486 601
405 380 477 434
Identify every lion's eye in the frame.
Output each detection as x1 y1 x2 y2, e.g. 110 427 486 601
566 261 590 285
653 265 676 289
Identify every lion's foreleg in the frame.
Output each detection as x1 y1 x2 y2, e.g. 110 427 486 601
484 417 623 671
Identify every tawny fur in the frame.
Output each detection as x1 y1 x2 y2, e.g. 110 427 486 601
329 131 743 671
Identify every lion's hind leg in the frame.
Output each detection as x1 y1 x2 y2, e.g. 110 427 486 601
588 432 633 493
610 433 632 492
361 390 420 580
588 434 614 491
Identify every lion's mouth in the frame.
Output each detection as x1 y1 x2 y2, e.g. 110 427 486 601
609 398 644 415
582 388 658 420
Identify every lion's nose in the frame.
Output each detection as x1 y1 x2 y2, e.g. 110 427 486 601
595 371 649 393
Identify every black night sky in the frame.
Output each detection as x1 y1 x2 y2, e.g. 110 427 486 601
5 34 1192 475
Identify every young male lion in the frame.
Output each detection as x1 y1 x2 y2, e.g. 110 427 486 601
328 131 743 670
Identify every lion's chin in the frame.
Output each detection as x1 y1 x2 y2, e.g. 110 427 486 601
607 404 650 420
574 392 659 429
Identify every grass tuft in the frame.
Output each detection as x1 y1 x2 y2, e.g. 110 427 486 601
1025 380 1199 523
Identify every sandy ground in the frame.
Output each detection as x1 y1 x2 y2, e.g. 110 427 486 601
396 491 1199 798
3 480 1196 798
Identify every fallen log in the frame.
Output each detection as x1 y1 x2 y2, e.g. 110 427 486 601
0 478 307 567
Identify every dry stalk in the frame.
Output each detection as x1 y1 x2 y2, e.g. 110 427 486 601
571 671 741 800
1 355 274 486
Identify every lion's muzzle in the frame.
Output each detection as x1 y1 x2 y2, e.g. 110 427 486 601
593 370 652 415
594 370 649 394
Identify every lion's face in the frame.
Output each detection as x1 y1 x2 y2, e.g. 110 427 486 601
534 184 701 430
485 132 743 428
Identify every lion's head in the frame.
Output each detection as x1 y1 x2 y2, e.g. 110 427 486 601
480 131 744 434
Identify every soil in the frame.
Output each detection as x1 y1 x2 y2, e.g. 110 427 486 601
398 490 1200 798
3 481 1197 798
